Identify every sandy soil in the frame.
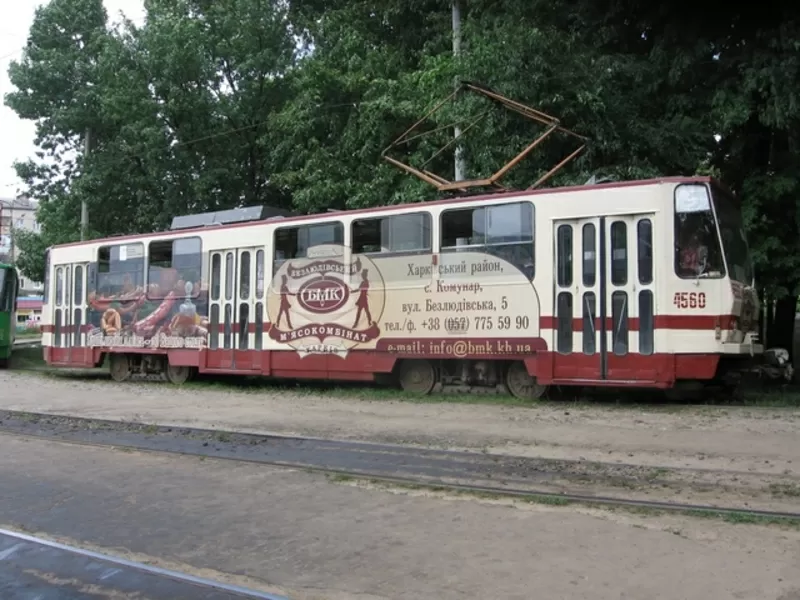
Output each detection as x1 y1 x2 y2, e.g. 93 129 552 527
2 370 799 482
2 434 800 600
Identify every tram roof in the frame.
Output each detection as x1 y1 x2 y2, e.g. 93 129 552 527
51 175 719 251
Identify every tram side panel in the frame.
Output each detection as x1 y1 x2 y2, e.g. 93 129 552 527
260 248 543 384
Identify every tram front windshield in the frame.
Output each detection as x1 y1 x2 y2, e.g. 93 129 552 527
674 183 754 285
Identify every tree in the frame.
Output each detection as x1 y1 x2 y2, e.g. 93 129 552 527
6 0 300 281
4 0 109 281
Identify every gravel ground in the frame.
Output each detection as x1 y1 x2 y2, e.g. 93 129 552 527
2 435 800 600
2 370 799 479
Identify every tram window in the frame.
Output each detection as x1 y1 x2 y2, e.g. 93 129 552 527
74 265 84 306
55 267 63 307
637 219 653 285
610 221 627 286
674 184 725 279
238 303 249 350
255 250 265 299
223 303 232 349
54 309 62 347
224 252 234 301
240 251 251 300
209 304 220 350
254 302 264 350
96 243 145 296
557 292 573 354
611 291 629 356
147 237 202 299
352 213 431 254
211 254 221 301
73 308 82 346
582 224 596 287
639 290 654 355
64 266 71 306
557 225 573 287
582 292 596 355
273 222 343 270
440 201 534 279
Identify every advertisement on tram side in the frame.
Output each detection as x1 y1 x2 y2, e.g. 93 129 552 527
266 244 541 359
81 240 541 358
85 241 210 350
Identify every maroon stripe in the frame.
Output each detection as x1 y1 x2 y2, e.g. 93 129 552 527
540 315 735 331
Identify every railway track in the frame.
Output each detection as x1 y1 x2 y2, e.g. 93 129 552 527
0 409 798 523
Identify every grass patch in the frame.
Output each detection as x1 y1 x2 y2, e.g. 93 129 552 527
326 473 356 483
7 345 800 411
8 345 46 370
645 468 671 481
15 331 42 339
768 483 800 498
735 389 800 408
326 474 800 528
183 375 531 407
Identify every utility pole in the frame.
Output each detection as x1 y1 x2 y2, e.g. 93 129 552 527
81 127 90 240
452 0 466 182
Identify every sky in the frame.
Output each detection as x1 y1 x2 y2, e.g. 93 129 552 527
0 0 145 196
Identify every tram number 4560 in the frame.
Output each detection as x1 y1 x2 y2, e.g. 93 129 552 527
673 291 706 309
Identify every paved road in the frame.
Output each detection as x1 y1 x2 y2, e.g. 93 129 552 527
0 529 287 600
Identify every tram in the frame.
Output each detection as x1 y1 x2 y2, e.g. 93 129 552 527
39 176 781 398
0 262 19 367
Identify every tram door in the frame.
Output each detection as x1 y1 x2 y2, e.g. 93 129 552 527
552 214 656 382
208 248 262 371
69 263 89 365
52 264 73 359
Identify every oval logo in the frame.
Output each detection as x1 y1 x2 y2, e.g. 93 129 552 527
297 276 350 314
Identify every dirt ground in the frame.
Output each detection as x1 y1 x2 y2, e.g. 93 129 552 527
2 370 799 479
2 434 800 600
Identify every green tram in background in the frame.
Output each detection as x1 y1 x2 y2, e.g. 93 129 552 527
0 262 19 367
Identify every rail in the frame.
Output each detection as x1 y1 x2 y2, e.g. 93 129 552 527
0 410 797 523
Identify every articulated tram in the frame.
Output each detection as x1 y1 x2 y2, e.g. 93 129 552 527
40 177 776 398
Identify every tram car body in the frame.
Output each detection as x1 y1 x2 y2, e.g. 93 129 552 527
41 177 771 398
0 262 19 367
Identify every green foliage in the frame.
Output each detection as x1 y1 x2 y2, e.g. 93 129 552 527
4 0 800 299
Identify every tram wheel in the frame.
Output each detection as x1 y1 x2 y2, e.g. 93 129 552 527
397 360 437 395
505 361 547 401
109 353 132 382
165 363 194 385
0 357 8 369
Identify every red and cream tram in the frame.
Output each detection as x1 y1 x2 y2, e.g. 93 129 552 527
40 176 773 398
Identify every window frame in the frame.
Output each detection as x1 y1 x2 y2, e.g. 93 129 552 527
351 211 432 256
146 236 203 300
673 183 726 280
609 220 628 286
272 221 344 271
439 200 535 278
636 219 653 285
94 242 146 296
